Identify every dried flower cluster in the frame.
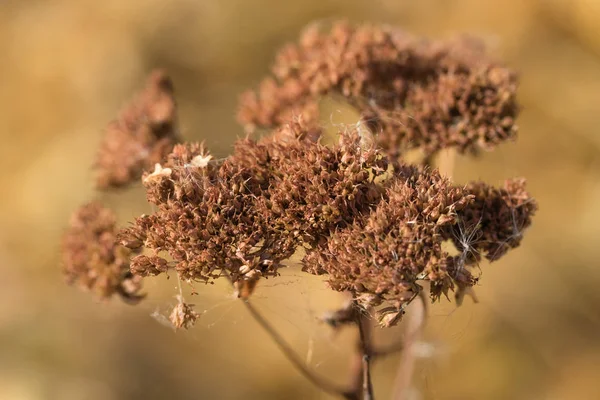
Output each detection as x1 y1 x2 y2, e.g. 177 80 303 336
58 21 540 400
114 117 535 325
96 69 179 189
303 167 466 323
304 170 537 326
238 21 518 162
445 178 537 262
61 202 144 303
62 22 537 332
119 120 388 296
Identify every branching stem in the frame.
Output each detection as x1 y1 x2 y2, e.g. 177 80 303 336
241 298 357 399
356 310 374 400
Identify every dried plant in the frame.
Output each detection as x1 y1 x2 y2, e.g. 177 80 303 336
238 21 519 163
303 165 474 327
95 69 180 189
61 202 144 303
61 21 537 400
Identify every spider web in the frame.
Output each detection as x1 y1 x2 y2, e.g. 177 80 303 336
137 262 356 374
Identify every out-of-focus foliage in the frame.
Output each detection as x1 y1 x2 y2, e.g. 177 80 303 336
1 1 600 399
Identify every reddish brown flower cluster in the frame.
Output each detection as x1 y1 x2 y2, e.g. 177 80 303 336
254 121 387 249
112 113 535 323
61 202 144 303
444 178 537 262
61 22 537 330
238 21 518 161
96 69 180 189
304 167 461 325
303 168 536 325
119 120 388 293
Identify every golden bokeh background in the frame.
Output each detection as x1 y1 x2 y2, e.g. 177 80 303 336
1 0 600 399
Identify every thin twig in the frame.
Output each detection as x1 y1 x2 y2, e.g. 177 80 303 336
391 293 426 400
241 298 356 399
356 310 374 400
361 354 373 400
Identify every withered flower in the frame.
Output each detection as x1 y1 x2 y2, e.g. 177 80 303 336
256 120 388 249
303 166 472 325
119 137 291 284
303 167 536 326
120 120 388 287
447 178 538 262
61 202 144 303
238 21 518 161
59 20 542 400
96 69 180 189
117 111 536 321
65 23 537 338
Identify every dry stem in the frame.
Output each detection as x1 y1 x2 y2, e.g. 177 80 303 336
241 298 357 399
391 293 427 400
357 310 374 400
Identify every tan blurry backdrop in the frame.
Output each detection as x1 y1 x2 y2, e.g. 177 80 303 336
1 0 600 399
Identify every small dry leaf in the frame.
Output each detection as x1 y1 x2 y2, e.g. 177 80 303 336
169 295 200 330
377 308 405 328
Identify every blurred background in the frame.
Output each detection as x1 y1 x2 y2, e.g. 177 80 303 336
1 0 600 399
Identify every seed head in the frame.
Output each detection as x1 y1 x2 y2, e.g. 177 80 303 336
96 69 180 189
61 202 144 303
238 21 519 161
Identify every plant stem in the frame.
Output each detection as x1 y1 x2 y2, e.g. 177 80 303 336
391 293 426 400
357 310 374 400
241 298 356 399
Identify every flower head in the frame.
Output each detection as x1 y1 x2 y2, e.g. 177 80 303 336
238 21 518 161
96 69 180 189
61 202 144 303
